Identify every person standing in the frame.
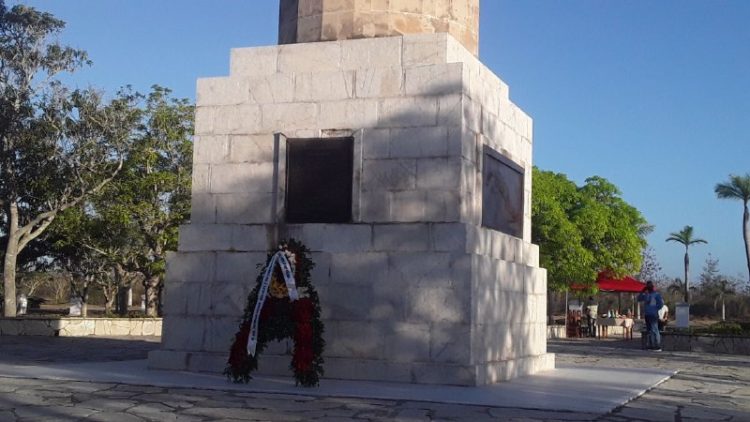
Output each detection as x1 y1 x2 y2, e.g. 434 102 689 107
584 296 598 338
638 281 665 351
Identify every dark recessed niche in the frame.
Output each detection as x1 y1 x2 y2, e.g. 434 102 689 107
285 137 353 224
481 146 524 238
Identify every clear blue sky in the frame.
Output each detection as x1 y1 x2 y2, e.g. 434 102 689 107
19 0 750 284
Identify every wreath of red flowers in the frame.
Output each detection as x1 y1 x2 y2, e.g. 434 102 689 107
225 239 325 387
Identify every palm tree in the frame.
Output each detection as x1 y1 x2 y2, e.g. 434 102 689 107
666 225 707 303
715 173 750 283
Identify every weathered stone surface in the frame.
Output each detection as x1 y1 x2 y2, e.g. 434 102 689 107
157 31 551 385
279 0 480 55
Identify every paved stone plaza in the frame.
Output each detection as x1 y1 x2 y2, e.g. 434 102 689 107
0 336 747 421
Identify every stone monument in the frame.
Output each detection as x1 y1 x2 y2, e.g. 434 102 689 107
149 0 555 385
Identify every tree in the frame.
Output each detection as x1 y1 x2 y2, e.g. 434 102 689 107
699 254 737 321
638 246 666 284
106 86 193 316
666 225 707 303
0 3 140 316
714 173 750 283
532 169 593 291
532 169 649 291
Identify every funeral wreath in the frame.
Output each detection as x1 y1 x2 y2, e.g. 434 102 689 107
225 239 325 387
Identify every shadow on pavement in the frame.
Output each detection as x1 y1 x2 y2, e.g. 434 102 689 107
0 336 161 365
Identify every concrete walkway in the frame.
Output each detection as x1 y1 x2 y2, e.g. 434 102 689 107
0 336 747 421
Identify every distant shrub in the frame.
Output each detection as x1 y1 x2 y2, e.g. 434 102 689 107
697 321 744 336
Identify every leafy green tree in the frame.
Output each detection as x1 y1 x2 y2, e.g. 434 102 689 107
532 169 594 291
0 3 140 316
666 225 707 303
714 173 750 283
532 168 649 291
107 86 193 316
573 176 651 277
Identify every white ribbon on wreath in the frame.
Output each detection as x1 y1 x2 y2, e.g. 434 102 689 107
247 250 299 356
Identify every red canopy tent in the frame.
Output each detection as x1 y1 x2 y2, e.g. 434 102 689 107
570 273 647 319
596 275 646 293
571 273 647 293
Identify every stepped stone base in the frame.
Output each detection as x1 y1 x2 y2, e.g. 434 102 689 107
149 33 553 386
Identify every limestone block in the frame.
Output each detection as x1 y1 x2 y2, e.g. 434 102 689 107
390 190 426 222
424 190 460 222
210 163 274 194
431 223 467 252
260 103 318 132
355 67 403 99
196 77 249 107
178 224 232 252
463 98 481 134
59 319 95 336
407 286 468 323
373 224 430 252
429 322 471 363
212 104 262 135
438 94 463 128
521 243 540 267
128 319 143 336
378 97 438 128
390 127 449 158
231 225 272 252
192 164 210 193
230 46 279 78
190 194 215 224
318 99 378 129
147 350 188 371
294 70 355 102
359 190 391 222
278 41 342 74
330 252 388 284
524 266 547 295
166 251 214 283
247 73 295 104
143 319 161 336
193 135 229 164
416 158 460 189
161 316 206 351
362 128 390 159
404 63 464 96
402 33 449 68
164 282 211 316
229 135 276 164
445 33 476 66
194 107 213 135
215 193 274 224
384 322 431 363
187 352 228 373
203 317 240 353
327 321 386 359
362 159 416 191
410 361 476 385
286 224 372 253
309 252 332 285
0 319 19 335
342 37 402 69
317 283 373 320
371 277 408 320
215 252 267 283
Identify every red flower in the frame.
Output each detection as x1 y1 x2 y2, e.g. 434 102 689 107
295 322 313 344
293 298 314 323
293 346 314 372
227 323 250 368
